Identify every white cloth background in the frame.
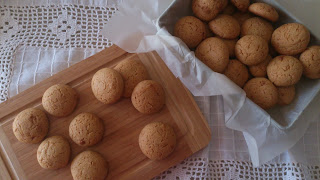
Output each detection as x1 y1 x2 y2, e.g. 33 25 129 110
0 0 319 179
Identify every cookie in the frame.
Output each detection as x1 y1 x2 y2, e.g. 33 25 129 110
195 37 229 73
241 17 274 42
299 46 320 79
114 59 150 97
224 60 249 87
249 54 272 77
235 35 269 66
231 0 250 12
277 86 295 105
222 3 236 15
69 113 104 147
12 108 49 144
71 150 108 180
42 84 78 117
209 14 240 39
267 55 303 86
139 122 176 160
192 0 224 21
131 80 165 114
233 11 254 26
248 2 279 22
91 68 124 105
174 16 206 49
37 136 71 169
243 77 278 109
271 23 310 55
216 37 237 57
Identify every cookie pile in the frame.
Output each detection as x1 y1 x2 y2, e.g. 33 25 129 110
174 0 320 110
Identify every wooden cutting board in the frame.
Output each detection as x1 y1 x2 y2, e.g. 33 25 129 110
0 45 211 180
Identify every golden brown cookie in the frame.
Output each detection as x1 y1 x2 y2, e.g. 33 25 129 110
249 54 272 77
139 122 176 160
209 14 240 39
71 150 108 180
91 68 124 105
42 84 78 117
244 77 278 109
271 23 310 55
267 55 303 86
12 108 49 144
195 37 229 73
235 35 269 66
233 11 254 26
299 46 320 79
222 3 236 15
192 0 224 21
114 59 150 97
224 60 249 87
248 2 279 22
37 136 70 169
241 17 274 42
216 37 237 57
69 113 104 147
277 86 295 105
231 0 250 12
174 16 206 49
131 80 165 114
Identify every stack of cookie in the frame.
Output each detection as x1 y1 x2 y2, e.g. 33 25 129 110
174 0 320 110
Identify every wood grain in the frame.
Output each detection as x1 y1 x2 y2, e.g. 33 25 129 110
0 45 211 180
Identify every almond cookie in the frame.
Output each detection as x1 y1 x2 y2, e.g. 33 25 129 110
13 108 49 144
277 86 295 105
267 55 303 86
192 0 224 21
114 59 150 97
174 16 206 49
91 68 124 105
209 14 240 39
132 80 165 114
249 54 272 77
224 60 249 87
235 35 269 66
248 2 279 22
299 46 320 79
231 0 250 12
195 37 229 73
233 11 254 26
69 113 104 147
42 84 78 117
139 122 176 160
37 136 71 169
71 150 108 180
271 23 310 55
244 77 278 110
241 17 274 42
216 37 237 57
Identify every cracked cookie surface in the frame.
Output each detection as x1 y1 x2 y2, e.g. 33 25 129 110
299 46 320 79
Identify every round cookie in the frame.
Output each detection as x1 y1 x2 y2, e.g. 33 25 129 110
12 108 48 144
174 16 206 49
216 37 237 57
224 60 249 87
235 35 269 66
91 68 124 105
69 113 104 147
271 23 310 55
131 80 165 114
139 122 176 160
267 55 303 86
195 37 229 73
231 0 250 12
249 54 272 77
299 46 320 79
233 11 254 26
209 14 240 39
241 17 274 42
114 59 150 97
192 0 224 21
37 136 70 169
277 86 295 105
222 3 236 15
248 2 279 22
243 77 278 109
42 84 78 117
71 151 108 180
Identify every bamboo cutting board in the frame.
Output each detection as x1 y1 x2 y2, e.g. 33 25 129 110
0 45 211 180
